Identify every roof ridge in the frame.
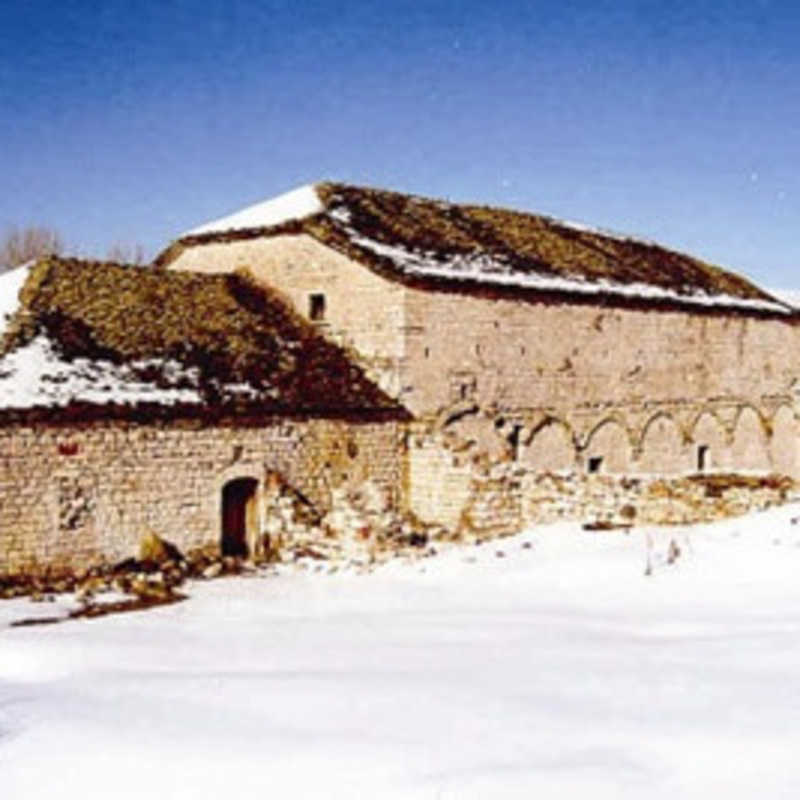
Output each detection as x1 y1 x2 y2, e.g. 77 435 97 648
159 184 792 316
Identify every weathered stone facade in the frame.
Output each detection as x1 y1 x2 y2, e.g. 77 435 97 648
0 418 403 576
5 187 792 576
169 232 800 531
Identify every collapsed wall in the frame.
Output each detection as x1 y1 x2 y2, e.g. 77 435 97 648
407 407 800 533
464 468 797 536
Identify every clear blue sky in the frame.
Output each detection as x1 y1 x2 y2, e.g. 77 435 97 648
2 0 799 286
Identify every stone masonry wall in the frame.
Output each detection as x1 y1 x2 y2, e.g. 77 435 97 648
0 418 402 576
407 400 800 528
402 284 800 418
171 235 800 507
171 236 800 419
465 468 798 536
448 465 797 538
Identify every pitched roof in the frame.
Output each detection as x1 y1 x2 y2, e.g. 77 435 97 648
158 182 791 316
0 257 405 424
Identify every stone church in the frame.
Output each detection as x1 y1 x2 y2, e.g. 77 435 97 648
1 182 798 574
160 182 800 522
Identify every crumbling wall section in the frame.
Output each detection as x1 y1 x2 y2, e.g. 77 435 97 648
460 468 796 537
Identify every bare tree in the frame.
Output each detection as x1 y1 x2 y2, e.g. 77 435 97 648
0 226 64 273
106 242 147 265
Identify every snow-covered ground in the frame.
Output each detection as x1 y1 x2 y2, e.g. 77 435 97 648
3 507 800 799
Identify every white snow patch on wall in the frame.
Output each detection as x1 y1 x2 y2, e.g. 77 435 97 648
185 185 324 237
0 335 202 409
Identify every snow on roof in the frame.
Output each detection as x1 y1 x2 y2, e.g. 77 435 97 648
0 334 203 410
165 183 791 316
184 184 324 237
0 262 34 337
347 234 790 315
768 289 800 309
0 257 403 422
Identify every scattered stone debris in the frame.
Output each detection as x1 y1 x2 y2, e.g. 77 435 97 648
3 472 797 622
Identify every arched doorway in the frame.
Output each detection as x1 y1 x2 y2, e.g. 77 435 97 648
221 477 258 557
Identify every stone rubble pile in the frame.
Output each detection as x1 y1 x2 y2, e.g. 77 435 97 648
263 480 448 571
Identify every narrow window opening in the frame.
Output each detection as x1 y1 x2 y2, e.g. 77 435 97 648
587 456 603 474
508 424 522 461
424 346 430 358
309 293 326 321
475 343 481 355
697 444 709 473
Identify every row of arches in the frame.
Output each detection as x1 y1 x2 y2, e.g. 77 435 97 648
516 405 797 477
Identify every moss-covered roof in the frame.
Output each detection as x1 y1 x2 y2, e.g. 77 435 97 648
158 182 789 315
0 257 406 423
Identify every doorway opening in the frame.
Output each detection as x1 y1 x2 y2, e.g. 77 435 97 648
221 477 258 557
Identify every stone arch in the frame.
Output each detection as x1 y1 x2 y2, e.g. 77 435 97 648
691 410 729 473
442 407 509 461
731 405 770 473
770 405 797 477
584 418 633 474
637 413 690 475
518 418 576 472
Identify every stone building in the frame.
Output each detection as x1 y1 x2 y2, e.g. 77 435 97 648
0 258 406 575
3 184 799 575
159 183 800 523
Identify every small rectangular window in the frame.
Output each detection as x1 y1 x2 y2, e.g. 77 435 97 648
309 293 326 321
587 456 603 474
508 424 522 461
697 444 709 472
450 371 476 402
